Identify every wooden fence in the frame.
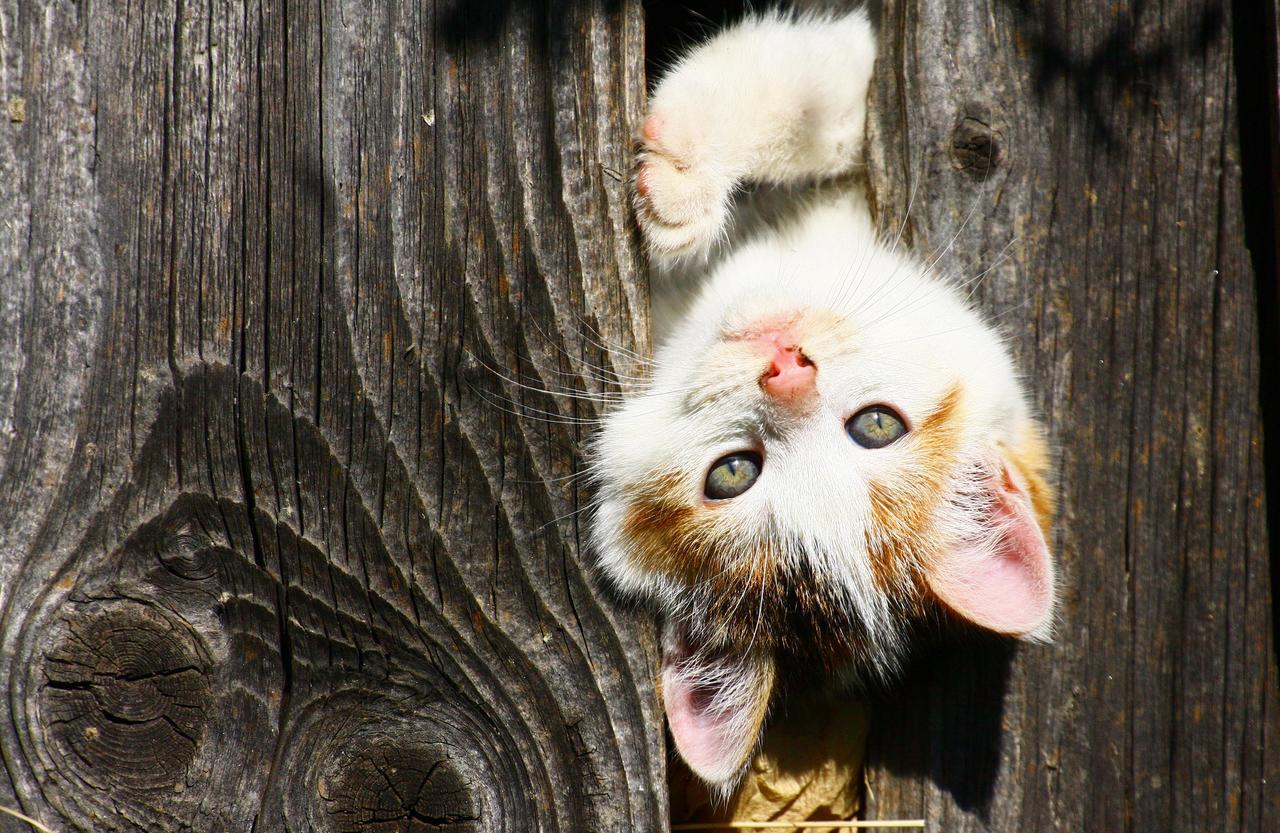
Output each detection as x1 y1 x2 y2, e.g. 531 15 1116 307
0 1 1275 831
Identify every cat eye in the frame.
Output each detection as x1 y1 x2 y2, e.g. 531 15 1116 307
704 452 762 500
846 405 908 449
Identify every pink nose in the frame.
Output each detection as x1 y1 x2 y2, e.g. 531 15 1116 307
762 343 816 399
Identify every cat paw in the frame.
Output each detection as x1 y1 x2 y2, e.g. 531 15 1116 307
632 112 733 259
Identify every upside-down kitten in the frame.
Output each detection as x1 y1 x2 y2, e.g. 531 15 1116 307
588 9 1056 788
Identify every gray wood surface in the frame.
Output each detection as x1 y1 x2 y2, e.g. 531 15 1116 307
862 1 1279 831
3 1 1277 832
0 1 663 831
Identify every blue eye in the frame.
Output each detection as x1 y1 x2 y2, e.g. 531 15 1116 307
704 452 762 500
846 406 908 448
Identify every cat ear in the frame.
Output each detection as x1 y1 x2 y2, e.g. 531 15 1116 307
924 448 1056 639
660 622 775 786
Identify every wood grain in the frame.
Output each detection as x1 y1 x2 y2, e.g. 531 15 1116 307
0 1 662 831
862 1 1279 831
4 1 1277 832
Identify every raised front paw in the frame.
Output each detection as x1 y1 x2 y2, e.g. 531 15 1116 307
632 111 733 260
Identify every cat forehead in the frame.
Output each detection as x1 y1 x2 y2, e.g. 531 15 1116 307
658 282 1003 410
674 239 1003 370
604 232 1023 476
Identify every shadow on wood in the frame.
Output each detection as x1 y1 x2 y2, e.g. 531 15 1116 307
441 0 627 46
864 1 1279 831
867 636 1015 822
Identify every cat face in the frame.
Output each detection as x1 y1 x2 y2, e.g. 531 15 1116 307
588 210 1055 786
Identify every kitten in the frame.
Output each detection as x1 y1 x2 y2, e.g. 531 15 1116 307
588 9 1056 788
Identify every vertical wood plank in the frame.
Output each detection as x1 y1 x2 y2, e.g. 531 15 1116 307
0 1 661 831
863 1 1278 831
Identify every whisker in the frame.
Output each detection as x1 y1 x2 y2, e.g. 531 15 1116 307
523 494 608 541
467 383 606 427
831 158 925 314
881 159 924 261
954 237 1019 304
859 234 1019 331
510 468 595 486
467 349 628 405
843 154 997 331
570 312 660 369
517 346 654 385
877 298 1033 346
827 157 927 322
523 310 661 394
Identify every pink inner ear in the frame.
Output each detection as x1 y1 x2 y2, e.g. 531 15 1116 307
926 465 1055 636
661 631 774 786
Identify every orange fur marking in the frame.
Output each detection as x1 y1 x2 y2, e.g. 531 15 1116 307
866 386 1057 618
1003 422 1056 538
621 470 854 662
865 385 964 597
621 472 780 600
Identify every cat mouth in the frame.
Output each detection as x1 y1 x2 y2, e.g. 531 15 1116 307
722 307 851 364
727 311 804 341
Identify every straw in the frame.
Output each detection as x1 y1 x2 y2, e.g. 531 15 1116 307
671 821 925 830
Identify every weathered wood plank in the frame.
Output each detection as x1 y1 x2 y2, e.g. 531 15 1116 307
863 1 1278 831
0 1 660 831
6 1 1277 831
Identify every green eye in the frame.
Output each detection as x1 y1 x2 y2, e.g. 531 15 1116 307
846 406 908 449
704 452 762 500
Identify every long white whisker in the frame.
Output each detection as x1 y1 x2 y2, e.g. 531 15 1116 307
523 494 608 541
467 383 605 427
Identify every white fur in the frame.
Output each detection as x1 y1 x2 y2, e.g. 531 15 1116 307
594 188 1035 659
587 9 1051 783
634 9 876 258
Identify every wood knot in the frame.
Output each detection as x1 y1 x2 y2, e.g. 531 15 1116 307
303 698 538 832
39 601 211 790
156 516 221 581
951 115 1003 179
321 742 482 833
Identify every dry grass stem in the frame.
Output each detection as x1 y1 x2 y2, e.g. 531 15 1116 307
0 804 57 833
671 822 926 830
